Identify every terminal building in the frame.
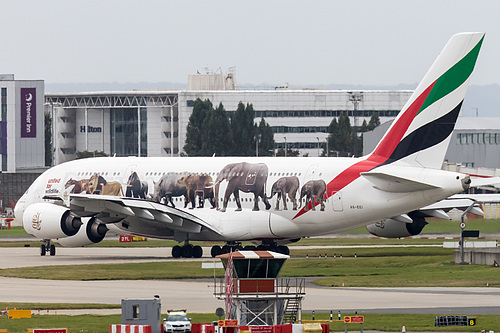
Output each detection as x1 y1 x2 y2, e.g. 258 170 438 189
0 74 45 173
46 71 413 164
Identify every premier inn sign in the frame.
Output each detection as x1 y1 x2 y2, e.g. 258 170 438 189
21 87 36 138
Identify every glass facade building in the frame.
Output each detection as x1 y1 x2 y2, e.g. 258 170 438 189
110 108 148 157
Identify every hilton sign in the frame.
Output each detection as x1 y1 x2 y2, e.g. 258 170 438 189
80 126 102 133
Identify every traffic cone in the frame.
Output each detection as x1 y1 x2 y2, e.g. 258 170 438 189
402 323 406 333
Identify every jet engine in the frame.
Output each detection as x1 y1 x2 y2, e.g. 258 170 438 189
56 217 109 247
23 202 82 239
365 211 428 238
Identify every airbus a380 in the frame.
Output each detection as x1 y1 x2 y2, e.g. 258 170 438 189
14 32 488 258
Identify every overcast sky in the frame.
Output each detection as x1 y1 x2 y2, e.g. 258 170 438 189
3 0 500 87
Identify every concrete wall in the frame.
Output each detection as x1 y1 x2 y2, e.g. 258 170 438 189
454 248 500 265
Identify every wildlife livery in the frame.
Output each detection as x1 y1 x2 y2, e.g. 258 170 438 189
14 33 488 259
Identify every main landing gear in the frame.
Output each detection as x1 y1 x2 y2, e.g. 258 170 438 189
210 241 290 257
40 239 56 256
171 241 203 258
170 241 290 258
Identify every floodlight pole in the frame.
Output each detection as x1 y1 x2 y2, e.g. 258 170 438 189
284 137 287 157
460 202 476 264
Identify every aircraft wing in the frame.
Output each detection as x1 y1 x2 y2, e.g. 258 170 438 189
469 176 500 188
418 197 482 218
360 171 439 192
418 193 500 219
66 194 222 238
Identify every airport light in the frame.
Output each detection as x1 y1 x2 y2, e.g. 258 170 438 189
255 134 261 157
316 137 320 157
284 137 287 157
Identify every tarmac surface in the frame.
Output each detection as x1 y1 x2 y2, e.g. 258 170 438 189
1 247 500 316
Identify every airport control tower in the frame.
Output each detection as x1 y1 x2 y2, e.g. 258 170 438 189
214 251 305 326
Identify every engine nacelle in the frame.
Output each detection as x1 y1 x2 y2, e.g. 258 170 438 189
366 211 428 238
56 217 109 247
23 203 82 239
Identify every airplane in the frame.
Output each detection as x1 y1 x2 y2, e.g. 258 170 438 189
14 32 487 258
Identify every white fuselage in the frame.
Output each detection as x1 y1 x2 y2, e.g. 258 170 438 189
14 156 467 242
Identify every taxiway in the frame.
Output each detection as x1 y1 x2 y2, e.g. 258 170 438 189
1 247 499 315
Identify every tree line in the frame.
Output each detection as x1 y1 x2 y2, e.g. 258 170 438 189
183 99 275 156
184 98 382 158
323 112 380 157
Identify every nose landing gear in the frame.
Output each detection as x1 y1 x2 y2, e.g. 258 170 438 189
40 239 56 256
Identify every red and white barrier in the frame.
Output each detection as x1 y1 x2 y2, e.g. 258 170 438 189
110 325 152 333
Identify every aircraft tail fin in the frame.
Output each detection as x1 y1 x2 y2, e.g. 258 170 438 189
369 32 484 169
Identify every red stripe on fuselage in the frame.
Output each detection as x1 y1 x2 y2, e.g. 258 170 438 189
292 81 436 220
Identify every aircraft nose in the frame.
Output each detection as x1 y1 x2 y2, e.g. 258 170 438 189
13 197 26 226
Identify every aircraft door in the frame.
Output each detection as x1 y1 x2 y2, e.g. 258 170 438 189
331 191 343 212
303 165 319 181
195 189 205 208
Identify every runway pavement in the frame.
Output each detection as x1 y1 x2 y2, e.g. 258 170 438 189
1 247 499 315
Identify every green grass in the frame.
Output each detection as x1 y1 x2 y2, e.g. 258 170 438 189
0 313 221 333
0 303 120 310
0 261 225 280
301 312 500 332
0 314 122 333
0 226 30 237
0 247 499 287
283 247 500 287
423 218 500 234
291 237 447 246
0 312 498 333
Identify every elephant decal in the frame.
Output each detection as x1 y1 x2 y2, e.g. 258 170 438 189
214 162 271 212
267 176 300 210
300 179 327 211
151 173 188 208
177 174 216 209
126 171 148 199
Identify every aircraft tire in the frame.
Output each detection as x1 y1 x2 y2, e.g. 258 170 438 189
211 245 222 257
40 244 46 256
181 244 193 258
221 245 230 254
277 245 289 255
192 245 203 258
244 245 256 251
172 245 182 258
49 244 56 256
